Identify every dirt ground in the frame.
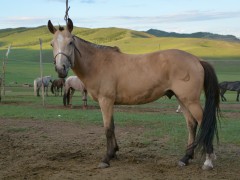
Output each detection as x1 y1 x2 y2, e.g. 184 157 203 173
0 104 240 180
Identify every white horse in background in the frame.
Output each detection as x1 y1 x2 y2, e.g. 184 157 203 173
63 76 88 108
33 76 53 96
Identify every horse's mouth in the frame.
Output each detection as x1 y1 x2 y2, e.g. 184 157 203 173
56 68 68 78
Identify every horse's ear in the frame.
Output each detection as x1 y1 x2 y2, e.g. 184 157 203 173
67 18 73 33
48 20 57 34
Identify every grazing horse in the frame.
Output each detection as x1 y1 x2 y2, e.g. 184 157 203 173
51 78 65 96
219 81 240 101
33 76 53 96
63 76 87 108
48 19 220 170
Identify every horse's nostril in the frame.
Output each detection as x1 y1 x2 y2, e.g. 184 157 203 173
63 65 66 71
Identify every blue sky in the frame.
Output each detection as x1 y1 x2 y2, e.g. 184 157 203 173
1 0 240 37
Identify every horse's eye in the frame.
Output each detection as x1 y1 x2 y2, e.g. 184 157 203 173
50 43 53 47
69 42 73 46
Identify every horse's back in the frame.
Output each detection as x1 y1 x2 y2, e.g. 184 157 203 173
219 81 240 91
111 49 205 104
65 76 85 91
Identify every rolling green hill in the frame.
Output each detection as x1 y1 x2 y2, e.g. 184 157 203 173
1 25 240 62
146 29 240 42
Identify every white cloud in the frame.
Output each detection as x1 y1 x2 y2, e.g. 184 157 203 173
1 10 240 37
105 10 240 24
46 0 96 3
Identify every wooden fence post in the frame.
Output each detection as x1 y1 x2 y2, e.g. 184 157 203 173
1 45 11 99
39 38 45 107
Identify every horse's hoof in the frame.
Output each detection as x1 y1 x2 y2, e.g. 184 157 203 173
98 162 110 169
202 164 213 171
178 161 186 167
202 165 213 170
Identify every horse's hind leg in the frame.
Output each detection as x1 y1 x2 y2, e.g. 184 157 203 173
178 102 199 166
178 99 216 170
220 89 227 101
98 97 119 168
69 89 74 105
236 91 239 101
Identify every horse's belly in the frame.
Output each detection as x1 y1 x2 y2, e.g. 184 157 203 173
115 87 166 105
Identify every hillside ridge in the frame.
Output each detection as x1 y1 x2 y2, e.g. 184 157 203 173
146 29 240 42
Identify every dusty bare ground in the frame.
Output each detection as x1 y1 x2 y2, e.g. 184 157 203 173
0 104 240 180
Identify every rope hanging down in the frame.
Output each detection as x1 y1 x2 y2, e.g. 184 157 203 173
64 0 70 25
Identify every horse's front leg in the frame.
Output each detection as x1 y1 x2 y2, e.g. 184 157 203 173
46 87 48 96
82 89 88 109
37 88 40 96
69 89 74 105
98 97 119 168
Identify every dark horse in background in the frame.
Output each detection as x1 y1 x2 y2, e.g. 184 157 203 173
51 78 65 96
219 81 240 101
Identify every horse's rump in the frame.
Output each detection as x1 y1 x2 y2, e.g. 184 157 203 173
106 49 204 105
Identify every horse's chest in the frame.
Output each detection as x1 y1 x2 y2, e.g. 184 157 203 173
88 91 98 102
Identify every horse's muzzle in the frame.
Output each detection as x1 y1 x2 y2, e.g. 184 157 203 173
55 67 68 78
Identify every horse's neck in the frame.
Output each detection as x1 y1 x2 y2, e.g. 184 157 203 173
73 38 104 78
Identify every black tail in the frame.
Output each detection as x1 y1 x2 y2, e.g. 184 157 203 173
51 83 54 94
195 61 220 153
63 88 71 106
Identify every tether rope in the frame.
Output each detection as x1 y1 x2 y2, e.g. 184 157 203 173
64 0 70 25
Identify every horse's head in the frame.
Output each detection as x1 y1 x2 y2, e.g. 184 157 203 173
48 18 75 78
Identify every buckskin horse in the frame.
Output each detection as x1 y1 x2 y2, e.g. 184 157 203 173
48 19 220 170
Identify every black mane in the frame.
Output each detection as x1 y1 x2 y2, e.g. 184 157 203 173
73 35 121 53
59 26 64 31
